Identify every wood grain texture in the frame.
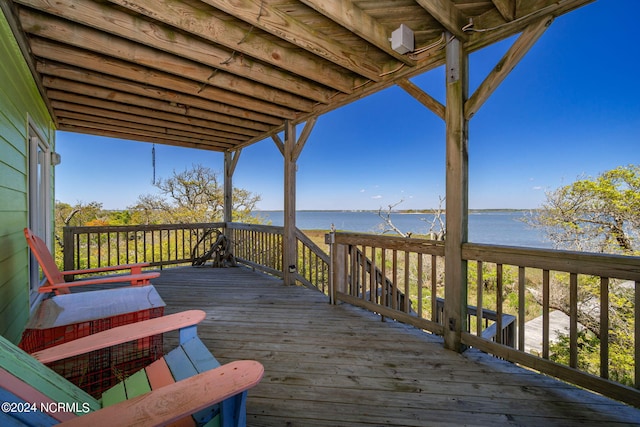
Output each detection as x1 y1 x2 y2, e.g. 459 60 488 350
149 266 640 426
5 0 594 151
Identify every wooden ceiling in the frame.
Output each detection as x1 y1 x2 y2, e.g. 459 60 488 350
4 0 593 152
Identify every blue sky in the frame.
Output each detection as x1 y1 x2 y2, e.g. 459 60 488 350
55 0 639 211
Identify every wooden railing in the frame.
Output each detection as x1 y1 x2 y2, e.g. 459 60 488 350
226 223 283 276
61 224 640 405
295 229 330 294
63 222 330 295
328 231 640 407
63 223 227 271
225 223 330 295
461 243 640 406
328 232 516 344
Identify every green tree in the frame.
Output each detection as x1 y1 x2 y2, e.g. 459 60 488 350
525 165 640 254
130 164 262 224
54 201 105 247
524 165 638 384
55 201 104 228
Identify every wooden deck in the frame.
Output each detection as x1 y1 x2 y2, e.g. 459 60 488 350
152 266 640 426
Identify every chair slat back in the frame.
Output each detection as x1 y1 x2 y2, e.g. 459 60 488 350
0 334 100 416
23 228 64 286
0 368 75 422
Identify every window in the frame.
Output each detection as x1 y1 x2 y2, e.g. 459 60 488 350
28 126 52 303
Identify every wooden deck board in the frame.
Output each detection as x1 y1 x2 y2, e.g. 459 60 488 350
152 266 640 426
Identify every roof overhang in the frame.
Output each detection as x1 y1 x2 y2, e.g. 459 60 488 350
2 0 594 152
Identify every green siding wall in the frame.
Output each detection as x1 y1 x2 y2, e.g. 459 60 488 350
0 9 54 343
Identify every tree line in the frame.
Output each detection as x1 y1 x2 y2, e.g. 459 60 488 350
56 164 263 235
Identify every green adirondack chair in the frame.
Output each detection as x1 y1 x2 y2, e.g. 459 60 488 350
0 310 263 427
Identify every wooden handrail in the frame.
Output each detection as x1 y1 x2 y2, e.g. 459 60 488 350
62 222 330 295
327 230 640 407
60 224 640 406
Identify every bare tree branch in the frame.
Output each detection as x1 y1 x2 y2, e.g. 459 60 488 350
377 200 409 237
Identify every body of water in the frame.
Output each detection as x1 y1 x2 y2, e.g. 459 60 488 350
253 210 552 249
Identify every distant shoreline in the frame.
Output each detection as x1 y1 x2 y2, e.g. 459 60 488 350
255 208 533 214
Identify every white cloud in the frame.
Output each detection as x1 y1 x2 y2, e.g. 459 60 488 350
371 195 382 199
532 186 543 191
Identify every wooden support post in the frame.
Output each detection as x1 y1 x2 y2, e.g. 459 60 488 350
283 120 297 286
276 118 317 285
331 242 347 304
224 150 241 239
443 34 469 353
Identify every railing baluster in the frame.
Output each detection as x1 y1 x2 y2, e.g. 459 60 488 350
431 254 437 323
496 263 503 345
116 231 121 264
569 272 578 369
518 266 525 351
361 246 367 300
125 231 130 264
600 277 609 380
381 249 387 315
391 250 398 310
75 233 80 270
633 280 640 388
142 230 147 264
96 232 101 267
477 261 483 337
404 251 410 313
417 254 423 318
106 231 110 267
369 247 376 303
542 269 550 359
159 228 163 265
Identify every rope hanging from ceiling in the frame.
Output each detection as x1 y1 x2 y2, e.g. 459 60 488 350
152 143 156 185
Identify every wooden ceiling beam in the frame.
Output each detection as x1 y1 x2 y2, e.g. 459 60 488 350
515 0 592 18
465 0 593 49
47 92 261 137
15 0 333 103
414 0 469 41
41 78 272 133
465 16 552 120
200 0 384 82
397 78 445 120
53 102 248 142
57 124 231 152
298 0 415 66
106 0 355 94
19 11 318 113
29 37 303 119
491 0 516 21
58 115 238 149
7 0 595 151
37 62 282 127
0 2 57 125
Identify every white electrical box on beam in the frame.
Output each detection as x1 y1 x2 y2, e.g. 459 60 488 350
390 24 414 54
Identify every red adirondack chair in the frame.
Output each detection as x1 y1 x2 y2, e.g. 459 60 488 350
24 228 160 295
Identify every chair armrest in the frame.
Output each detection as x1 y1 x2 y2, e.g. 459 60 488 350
32 310 206 364
61 263 151 276
59 360 264 427
38 272 161 294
